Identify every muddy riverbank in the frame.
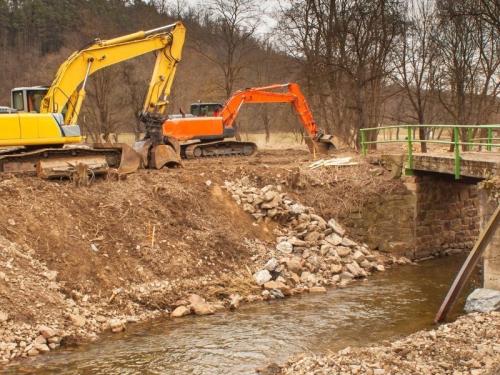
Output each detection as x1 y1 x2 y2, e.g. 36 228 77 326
3 255 478 374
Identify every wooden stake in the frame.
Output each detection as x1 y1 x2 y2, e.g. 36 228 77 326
434 204 499 323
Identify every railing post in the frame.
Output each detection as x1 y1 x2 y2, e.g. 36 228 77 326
407 126 413 172
360 129 367 156
454 127 461 180
487 127 493 151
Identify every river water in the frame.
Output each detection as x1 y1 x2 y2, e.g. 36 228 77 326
5 255 476 375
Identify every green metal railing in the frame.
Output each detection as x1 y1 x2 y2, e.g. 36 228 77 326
360 124 500 180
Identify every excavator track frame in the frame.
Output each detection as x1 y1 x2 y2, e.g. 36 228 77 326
182 140 257 159
0 144 139 176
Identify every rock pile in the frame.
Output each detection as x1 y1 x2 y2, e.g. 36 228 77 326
277 312 500 375
225 178 403 297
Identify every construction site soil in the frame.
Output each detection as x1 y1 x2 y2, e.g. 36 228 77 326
0 149 405 364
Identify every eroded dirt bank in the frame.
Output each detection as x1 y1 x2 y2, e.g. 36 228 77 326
275 312 500 375
0 150 409 364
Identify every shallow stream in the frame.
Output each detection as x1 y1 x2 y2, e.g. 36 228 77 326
6 255 475 375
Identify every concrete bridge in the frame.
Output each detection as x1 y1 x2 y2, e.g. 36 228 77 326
412 152 499 180
359 124 500 291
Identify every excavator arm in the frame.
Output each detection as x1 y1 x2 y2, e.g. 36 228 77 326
41 22 186 125
220 83 322 139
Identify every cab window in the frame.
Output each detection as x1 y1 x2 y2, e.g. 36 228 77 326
12 91 24 111
27 90 46 112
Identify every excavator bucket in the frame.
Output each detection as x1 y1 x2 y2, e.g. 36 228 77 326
305 134 336 156
151 144 181 169
92 143 142 174
116 144 142 174
132 137 181 169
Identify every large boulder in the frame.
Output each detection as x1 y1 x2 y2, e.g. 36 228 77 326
328 218 346 236
465 288 500 313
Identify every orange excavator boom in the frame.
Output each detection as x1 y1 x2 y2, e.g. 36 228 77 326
220 83 321 139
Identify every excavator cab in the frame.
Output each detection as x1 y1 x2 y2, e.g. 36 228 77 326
11 87 49 113
190 103 223 117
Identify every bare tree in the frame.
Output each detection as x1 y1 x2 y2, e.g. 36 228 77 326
82 67 126 143
122 62 149 141
434 0 499 150
277 0 404 148
394 0 440 152
153 0 189 17
195 0 259 99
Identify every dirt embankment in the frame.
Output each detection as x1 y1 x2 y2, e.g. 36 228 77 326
0 150 404 364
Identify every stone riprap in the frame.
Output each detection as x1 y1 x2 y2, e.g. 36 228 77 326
225 178 411 295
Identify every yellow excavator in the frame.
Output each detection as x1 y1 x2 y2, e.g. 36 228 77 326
0 21 186 177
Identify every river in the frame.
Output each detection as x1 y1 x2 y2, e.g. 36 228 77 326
5 255 476 375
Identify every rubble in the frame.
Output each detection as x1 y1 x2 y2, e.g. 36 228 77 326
278 312 500 375
224 178 400 295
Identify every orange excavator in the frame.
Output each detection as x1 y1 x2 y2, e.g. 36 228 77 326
162 83 335 158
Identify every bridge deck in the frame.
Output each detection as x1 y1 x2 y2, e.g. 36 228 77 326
411 152 500 179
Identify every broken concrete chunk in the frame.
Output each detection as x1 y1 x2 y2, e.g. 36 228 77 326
289 204 306 215
263 280 287 290
286 257 303 274
341 237 357 247
336 246 351 257
328 218 346 236
289 237 307 247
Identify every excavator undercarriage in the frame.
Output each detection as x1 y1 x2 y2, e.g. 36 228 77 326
0 143 141 178
181 140 257 159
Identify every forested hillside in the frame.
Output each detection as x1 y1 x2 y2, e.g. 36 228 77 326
0 0 499 147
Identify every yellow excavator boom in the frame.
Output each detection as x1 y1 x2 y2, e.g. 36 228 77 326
42 21 186 125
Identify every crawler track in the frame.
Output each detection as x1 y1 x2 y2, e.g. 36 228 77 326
0 146 122 174
182 141 257 159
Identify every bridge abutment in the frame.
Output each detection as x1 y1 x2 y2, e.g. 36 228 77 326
413 175 480 258
345 172 498 290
